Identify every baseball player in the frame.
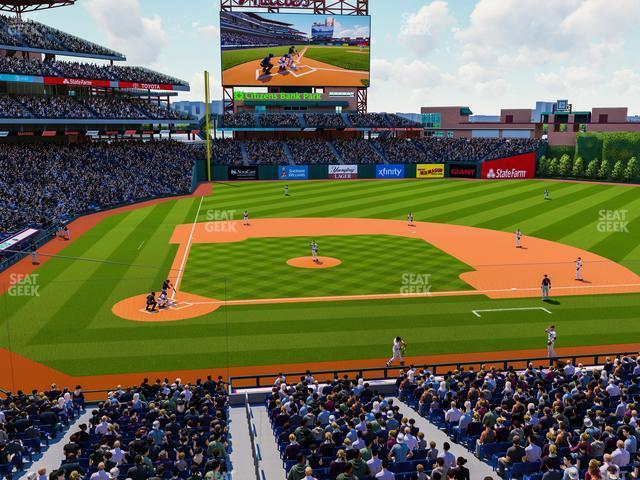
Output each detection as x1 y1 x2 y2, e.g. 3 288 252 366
541 274 551 301
515 228 522 248
386 336 406 367
145 292 157 312
30 245 39 265
407 212 414 226
311 240 318 262
575 257 583 281
63 225 70 241
157 291 169 309
284 185 289 196
288 45 299 61
544 189 550 200
260 53 274 75
545 325 557 360
243 209 249 226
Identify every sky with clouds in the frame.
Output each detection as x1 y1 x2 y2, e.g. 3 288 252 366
27 0 640 114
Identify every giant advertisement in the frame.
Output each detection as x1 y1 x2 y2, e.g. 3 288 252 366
376 164 405 179
448 163 478 179
221 12 370 87
279 165 309 180
416 163 445 178
328 165 358 179
229 166 259 180
480 153 536 180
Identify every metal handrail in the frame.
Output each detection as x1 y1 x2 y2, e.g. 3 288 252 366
228 350 639 391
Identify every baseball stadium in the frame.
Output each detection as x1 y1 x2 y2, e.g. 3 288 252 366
0 1 639 480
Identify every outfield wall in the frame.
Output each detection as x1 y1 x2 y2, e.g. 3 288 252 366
208 152 537 181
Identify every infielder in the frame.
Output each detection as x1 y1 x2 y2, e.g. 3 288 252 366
407 212 414 226
386 336 406 367
243 209 249 226
575 257 583 281
311 240 318 263
541 274 551 301
515 228 522 248
545 325 557 360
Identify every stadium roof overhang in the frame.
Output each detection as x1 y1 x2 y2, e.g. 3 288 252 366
0 44 126 61
460 107 473 116
0 0 75 14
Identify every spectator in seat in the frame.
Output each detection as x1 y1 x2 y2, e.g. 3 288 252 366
375 459 395 479
497 436 525 477
287 453 308 480
336 462 357 480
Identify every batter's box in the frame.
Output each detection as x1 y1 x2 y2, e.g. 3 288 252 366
170 301 193 311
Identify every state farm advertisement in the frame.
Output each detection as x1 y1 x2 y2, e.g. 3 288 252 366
481 153 536 180
44 77 111 88
328 165 358 179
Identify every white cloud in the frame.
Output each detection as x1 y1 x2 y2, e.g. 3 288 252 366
397 1 455 55
84 0 168 64
372 58 451 89
192 22 219 38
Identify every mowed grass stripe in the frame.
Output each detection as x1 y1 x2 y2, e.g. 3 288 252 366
531 187 639 243
26 202 178 347
481 183 603 232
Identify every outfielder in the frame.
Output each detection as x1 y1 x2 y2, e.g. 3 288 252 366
545 325 557 360
515 228 522 248
243 209 249 226
386 336 406 367
575 257 583 281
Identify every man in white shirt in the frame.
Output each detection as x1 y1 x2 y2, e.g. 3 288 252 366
524 436 542 463
438 442 456 471
545 325 557 359
563 361 576 377
403 427 418 451
95 416 110 436
606 379 621 398
110 441 125 464
445 402 462 424
367 448 382 476
375 460 395 480
611 440 630 466
90 463 110 480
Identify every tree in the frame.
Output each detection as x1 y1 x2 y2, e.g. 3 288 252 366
611 160 625 180
572 157 585 178
624 157 639 182
585 158 600 179
558 154 572 177
537 156 548 177
598 159 611 180
547 158 559 177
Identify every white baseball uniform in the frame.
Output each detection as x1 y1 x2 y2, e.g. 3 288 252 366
547 330 557 358
516 230 522 248
576 259 583 280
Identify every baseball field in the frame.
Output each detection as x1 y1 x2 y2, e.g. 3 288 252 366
1 179 639 391
221 45 370 86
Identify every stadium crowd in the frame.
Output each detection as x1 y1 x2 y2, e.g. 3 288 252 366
0 95 192 120
374 139 429 164
211 139 243 166
305 114 345 129
260 114 302 128
246 139 288 165
0 141 196 236
0 16 122 57
0 57 187 86
287 140 337 164
220 31 301 47
414 138 544 164
333 139 380 164
400 354 640 479
17 377 231 480
270 373 472 480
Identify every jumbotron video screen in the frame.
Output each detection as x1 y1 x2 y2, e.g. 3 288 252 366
221 11 370 87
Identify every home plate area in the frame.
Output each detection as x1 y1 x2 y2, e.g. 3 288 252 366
256 64 316 80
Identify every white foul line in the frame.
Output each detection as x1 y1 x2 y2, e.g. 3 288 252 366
137 240 145 251
171 196 204 300
472 307 552 318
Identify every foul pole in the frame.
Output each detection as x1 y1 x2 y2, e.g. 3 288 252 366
204 70 212 181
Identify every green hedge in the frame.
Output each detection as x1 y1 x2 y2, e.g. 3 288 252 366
576 133 604 163
546 145 575 160
602 132 640 164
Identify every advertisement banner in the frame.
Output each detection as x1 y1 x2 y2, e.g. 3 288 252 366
328 165 358 179
229 166 259 181
416 163 445 178
279 165 309 180
43 77 112 88
481 153 536 180
118 81 175 91
376 164 405 179
448 163 478 179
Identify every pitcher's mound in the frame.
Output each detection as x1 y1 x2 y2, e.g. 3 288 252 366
287 256 342 269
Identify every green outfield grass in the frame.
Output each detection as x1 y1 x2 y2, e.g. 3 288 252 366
1 179 639 377
221 45 369 71
181 235 470 300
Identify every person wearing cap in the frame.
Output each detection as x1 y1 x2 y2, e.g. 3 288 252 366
89 462 110 480
386 410 399 431
388 433 411 462
562 457 579 480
